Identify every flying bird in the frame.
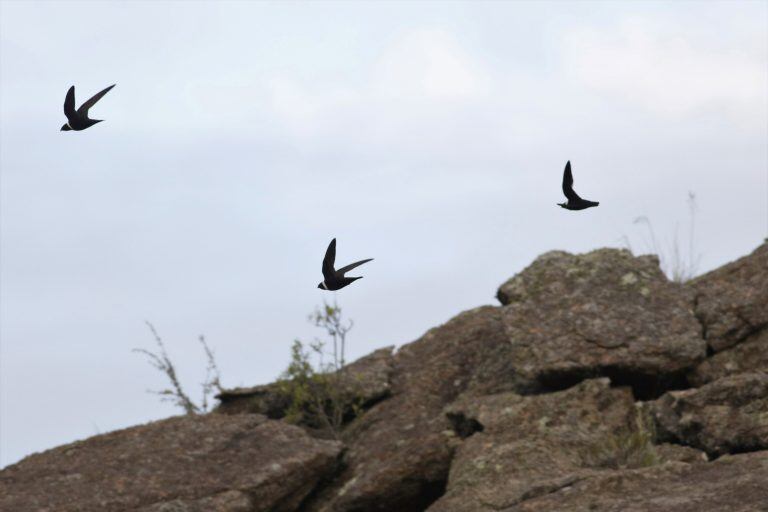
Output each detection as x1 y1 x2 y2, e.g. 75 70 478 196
61 84 115 131
558 161 599 210
318 238 373 291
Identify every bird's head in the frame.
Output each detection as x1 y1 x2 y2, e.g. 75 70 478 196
60 124 72 131
557 202 568 209
317 282 326 290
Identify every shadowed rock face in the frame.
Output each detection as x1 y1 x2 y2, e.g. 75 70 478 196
303 306 510 512
430 379 637 511
689 242 768 353
496 248 705 398
430 379 709 512
648 371 768 457
505 451 768 512
689 328 768 386
139 490 254 512
215 346 396 419
0 415 341 512
3 242 767 512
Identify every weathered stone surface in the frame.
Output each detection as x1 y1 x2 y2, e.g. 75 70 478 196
653 443 708 465
0 414 341 512
304 306 510 512
496 249 705 398
503 451 768 512
649 372 768 457
429 379 661 512
689 242 768 352
138 490 253 512
7 244 768 512
216 382 292 418
689 328 768 386
216 346 395 417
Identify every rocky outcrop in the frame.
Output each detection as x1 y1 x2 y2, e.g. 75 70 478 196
430 379 709 512
302 249 715 511
689 328 768 385
303 306 509 512
430 379 638 511
505 451 768 512
689 242 768 353
3 241 767 512
496 249 705 398
0 414 341 512
648 371 768 457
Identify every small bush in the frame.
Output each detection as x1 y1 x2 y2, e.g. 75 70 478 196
279 301 363 438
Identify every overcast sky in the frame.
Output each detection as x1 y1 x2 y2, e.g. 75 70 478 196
1 0 766 468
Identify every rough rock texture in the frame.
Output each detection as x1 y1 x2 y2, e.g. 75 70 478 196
304 306 510 512
649 372 768 457
216 346 395 417
4 243 768 512
138 491 254 512
429 379 639 511
689 328 768 386
0 414 341 512
689 242 768 353
653 443 708 465
496 249 705 398
504 451 768 512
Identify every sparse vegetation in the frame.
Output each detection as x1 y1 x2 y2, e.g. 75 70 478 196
582 409 660 469
134 321 223 414
279 301 363 438
623 191 702 283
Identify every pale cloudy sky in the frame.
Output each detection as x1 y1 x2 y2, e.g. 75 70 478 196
1 0 766 467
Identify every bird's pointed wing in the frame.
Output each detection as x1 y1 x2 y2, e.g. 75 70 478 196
562 161 582 201
336 258 373 276
322 238 337 279
64 86 76 118
77 84 115 116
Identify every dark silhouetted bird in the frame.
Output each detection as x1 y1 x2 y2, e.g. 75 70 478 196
318 238 373 291
61 84 115 131
558 161 599 210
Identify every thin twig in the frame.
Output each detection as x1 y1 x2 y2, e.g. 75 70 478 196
134 322 223 415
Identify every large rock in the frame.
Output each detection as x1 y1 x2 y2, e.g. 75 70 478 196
689 328 768 386
648 372 768 457
689 242 768 353
9 243 768 512
496 249 705 398
216 346 395 419
429 379 647 511
504 451 768 512
0 414 341 512
304 306 510 512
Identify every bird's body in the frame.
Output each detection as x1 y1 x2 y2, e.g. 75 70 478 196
61 84 115 131
558 161 599 210
318 238 373 291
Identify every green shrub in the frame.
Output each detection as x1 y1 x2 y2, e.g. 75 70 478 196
279 302 363 438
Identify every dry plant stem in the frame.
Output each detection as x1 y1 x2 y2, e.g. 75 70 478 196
282 301 358 439
626 191 701 283
311 300 353 372
134 322 223 415
199 335 223 414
